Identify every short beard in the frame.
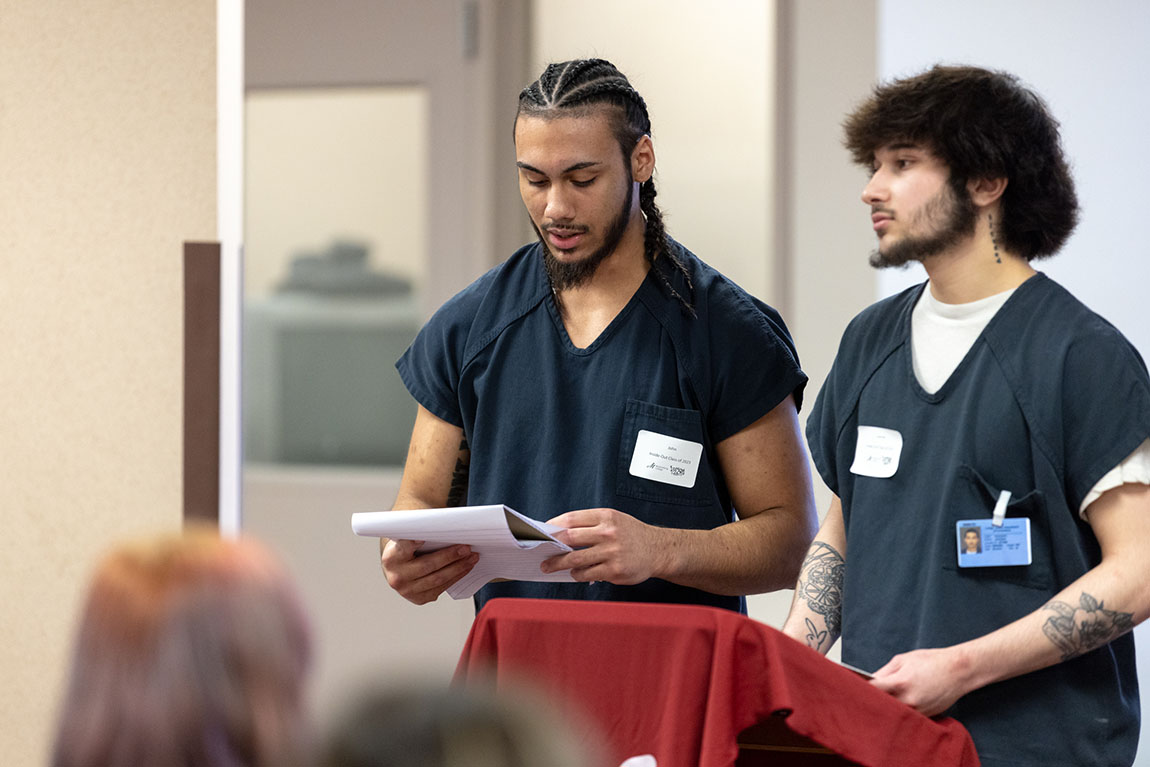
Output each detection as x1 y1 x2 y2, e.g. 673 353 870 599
536 177 634 291
869 179 977 269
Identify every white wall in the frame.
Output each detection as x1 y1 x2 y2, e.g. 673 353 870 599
875 2 1150 761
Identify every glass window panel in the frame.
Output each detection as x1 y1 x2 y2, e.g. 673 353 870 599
243 87 428 467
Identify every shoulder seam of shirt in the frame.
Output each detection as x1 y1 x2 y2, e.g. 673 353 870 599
983 274 1150 510
980 278 1063 483
637 243 788 416
460 245 551 372
634 241 706 403
829 287 919 447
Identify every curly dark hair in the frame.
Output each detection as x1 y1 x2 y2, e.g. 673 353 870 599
843 65 1079 260
516 58 693 311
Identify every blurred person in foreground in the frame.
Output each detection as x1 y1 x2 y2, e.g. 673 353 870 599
321 683 608 767
52 527 313 767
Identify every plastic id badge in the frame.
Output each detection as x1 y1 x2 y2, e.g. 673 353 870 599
956 518 1031 567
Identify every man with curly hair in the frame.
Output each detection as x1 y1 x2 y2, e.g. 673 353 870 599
783 65 1150 766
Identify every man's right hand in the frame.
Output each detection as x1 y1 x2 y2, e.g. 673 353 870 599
380 539 479 605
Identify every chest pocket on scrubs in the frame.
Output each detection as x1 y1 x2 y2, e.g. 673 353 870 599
941 464 1053 592
616 399 716 508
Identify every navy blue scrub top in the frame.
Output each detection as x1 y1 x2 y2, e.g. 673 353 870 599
398 241 806 614
807 274 1150 767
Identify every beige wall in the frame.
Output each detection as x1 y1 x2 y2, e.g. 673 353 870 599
758 0 878 647
0 0 216 762
782 0 878 478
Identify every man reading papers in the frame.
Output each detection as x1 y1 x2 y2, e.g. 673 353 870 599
378 58 816 613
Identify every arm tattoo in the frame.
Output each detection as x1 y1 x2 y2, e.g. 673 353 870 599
1042 592 1134 661
445 437 470 507
795 542 845 650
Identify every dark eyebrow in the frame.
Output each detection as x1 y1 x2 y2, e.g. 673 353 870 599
871 143 929 165
516 161 601 175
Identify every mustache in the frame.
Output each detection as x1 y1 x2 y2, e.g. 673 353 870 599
542 223 589 234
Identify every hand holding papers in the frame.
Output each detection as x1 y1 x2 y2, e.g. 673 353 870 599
352 505 575 599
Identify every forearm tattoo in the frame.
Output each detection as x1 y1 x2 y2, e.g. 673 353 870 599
446 437 470 507
795 542 845 650
1042 592 1134 661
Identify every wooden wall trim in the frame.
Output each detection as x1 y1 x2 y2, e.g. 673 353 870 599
183 242 221 524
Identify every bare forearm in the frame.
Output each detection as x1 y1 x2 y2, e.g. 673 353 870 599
381 407 469 556
781 540 845 653
656 506 815 595
378 405 479 604
934 562 1144 697
781 496 846 654
660 394 815 595
394 434 469 508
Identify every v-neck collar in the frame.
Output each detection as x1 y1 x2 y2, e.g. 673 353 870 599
543 268 656 356
903 273 1045 402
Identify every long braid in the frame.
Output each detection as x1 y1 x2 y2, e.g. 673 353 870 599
518 58 695 313
639 179 694 316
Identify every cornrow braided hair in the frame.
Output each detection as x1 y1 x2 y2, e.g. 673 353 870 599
518 58 695 314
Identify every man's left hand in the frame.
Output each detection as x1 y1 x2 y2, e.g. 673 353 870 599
541 508 672 585
870 646 974 717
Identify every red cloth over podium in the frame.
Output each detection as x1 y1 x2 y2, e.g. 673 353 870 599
454 599 979 767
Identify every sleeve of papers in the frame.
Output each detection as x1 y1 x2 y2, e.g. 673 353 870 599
351 505 575 599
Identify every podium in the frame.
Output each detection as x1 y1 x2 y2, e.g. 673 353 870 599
454 599 979 767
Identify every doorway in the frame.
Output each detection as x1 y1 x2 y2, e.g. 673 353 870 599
242 0 530 725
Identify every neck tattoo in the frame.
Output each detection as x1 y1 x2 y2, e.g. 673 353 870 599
989 213 1002 264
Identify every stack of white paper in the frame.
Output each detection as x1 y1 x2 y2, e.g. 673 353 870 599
351 505 575 599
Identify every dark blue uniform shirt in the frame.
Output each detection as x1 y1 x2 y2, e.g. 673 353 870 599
398 240 805 614
808 274 1150 766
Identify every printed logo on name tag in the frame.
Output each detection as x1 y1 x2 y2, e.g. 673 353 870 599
628 430 704 488
849 425 903 478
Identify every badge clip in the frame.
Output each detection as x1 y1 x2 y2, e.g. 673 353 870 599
991 489 1011 527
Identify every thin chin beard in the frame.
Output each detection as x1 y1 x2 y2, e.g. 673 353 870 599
869 226 971 269
868 226 970 268
540 231 605 290
869 185 976 269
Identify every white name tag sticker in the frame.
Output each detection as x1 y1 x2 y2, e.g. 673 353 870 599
849 425 903 478
628 429 704 488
